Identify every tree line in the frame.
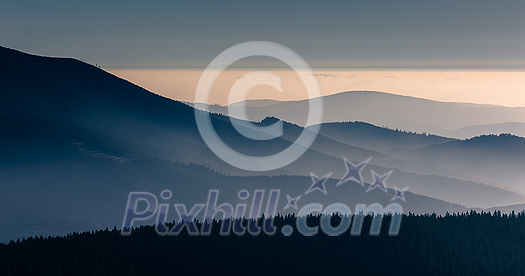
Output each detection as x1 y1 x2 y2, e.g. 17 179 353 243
1 211 525 275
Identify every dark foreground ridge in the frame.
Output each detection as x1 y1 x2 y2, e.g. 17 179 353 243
2 211 525 276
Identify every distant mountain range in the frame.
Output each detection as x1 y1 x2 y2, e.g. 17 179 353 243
448 122 525 139
1 46 525 242
199 92 525 139
395 134 525 194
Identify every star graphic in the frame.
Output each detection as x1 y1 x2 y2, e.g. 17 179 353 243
284 195 301 210
305 172 332 195
337 157 371 186
391 187 409 202
366 170 392 193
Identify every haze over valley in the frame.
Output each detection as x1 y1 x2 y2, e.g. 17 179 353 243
1 47 525 243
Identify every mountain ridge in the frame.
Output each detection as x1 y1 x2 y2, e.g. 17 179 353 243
200 90 525 138
1 46 524 242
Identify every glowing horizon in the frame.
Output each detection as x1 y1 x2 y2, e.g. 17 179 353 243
109 69 525 108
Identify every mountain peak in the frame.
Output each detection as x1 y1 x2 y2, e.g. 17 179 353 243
259 116 281 126
468 133 524 141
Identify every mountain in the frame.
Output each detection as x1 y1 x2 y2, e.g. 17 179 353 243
446 122 525 139
2 46 521 208
258 118 525 203
316 121 455 153
0 46 523 242
200 91 525 138
397 134 525 193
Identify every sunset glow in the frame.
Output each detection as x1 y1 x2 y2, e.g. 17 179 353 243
110 69 525 107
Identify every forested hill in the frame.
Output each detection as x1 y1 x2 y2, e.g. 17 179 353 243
2 212 525 276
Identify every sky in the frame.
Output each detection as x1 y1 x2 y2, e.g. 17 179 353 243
109 70 525 107
2 0 525 106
